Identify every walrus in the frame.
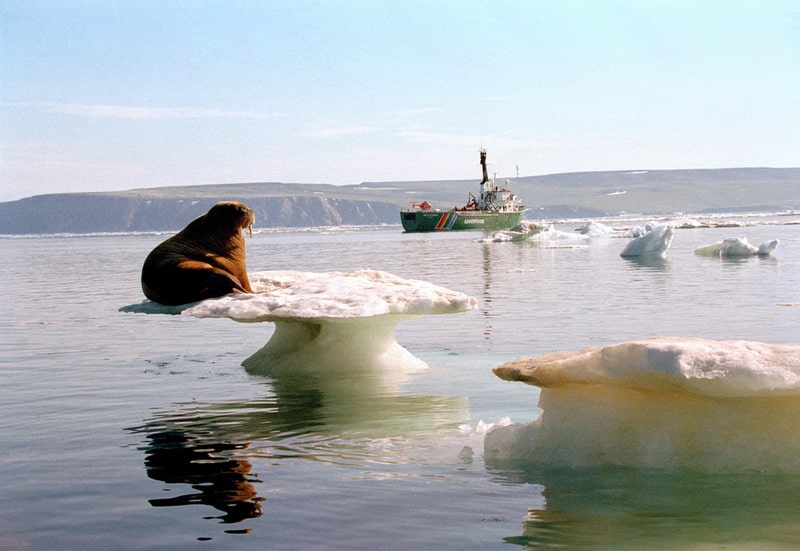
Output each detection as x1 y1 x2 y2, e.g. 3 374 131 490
141 201 255 305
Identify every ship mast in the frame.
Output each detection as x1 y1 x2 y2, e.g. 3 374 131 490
478 149 492 210
480 149 490 185
478 148 492 210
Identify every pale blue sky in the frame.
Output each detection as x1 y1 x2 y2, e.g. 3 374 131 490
1 0 798 201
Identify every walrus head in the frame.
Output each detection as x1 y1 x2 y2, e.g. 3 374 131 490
205 201 255 238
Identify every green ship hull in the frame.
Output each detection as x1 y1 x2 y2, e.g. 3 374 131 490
400 208 526 232
401 149 529 232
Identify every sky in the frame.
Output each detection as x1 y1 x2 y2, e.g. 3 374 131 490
1 0 799 202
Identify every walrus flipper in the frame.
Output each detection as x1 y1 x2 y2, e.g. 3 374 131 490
143 262 249 306
190 265 250 301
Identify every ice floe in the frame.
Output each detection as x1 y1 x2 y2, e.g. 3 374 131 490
479 221 548 243
620 224 674 258
578 221 615 236
695 237 780 258
486 337 800 472
121 269 477 385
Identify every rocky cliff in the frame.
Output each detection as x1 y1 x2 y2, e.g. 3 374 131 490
0 192 398 234
1 168 798 234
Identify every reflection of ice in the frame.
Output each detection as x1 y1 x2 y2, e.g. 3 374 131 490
495 466 800 548
695 236 780 257
260 366 470 433
487 337 800 472
128 385 468 527
620 224 674 258
121 270 476 387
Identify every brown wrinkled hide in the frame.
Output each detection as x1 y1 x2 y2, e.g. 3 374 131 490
141 201 255 305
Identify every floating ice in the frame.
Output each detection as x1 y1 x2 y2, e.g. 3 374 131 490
479 221 547 243
185 270 475 320
122 270 476 385
675 218 703 229
525 225 589 247
459 417 512 437
758 239 781 255
578 221 614 236
620 224 674 258
695 237 780 258
626 220 661 237
486 337 800 472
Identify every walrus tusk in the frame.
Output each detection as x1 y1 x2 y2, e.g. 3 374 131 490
247 225 253 238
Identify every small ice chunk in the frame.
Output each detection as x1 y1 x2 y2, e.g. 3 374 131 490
579 221 614 236
620 225 674 258
695 237 780 257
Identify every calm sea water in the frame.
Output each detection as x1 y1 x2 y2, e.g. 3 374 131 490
2 214 799 549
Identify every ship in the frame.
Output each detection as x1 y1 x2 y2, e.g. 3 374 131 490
400 149 527 232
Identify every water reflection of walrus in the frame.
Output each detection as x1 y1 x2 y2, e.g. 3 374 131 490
142 201 255 305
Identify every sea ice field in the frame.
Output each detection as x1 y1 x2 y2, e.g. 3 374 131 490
2 212 799 549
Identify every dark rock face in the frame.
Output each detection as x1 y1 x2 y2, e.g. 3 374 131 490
1 167 798 234
0 194 398 234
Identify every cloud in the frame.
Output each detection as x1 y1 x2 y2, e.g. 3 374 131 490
7 102 289 120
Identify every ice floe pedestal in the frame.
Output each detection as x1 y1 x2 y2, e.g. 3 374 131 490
487 337 800 473
166 270 476 387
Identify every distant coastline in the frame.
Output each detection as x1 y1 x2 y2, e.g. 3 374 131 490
1 167 798 235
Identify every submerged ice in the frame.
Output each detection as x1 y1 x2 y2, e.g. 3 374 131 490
486 337 800 472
